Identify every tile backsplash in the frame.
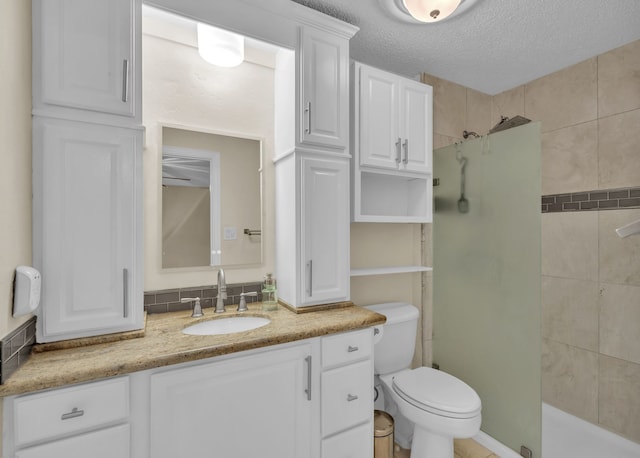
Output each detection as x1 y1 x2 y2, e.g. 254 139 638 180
0 317 36 384
144 281 264 314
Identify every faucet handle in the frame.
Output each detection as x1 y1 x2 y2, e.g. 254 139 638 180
181 297 203 318
237 292 258 312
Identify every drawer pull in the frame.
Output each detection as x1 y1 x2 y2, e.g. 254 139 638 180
61 407 84 421
347 394 359 402
347 345 359 353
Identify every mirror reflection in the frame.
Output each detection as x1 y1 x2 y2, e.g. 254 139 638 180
161 127 262 268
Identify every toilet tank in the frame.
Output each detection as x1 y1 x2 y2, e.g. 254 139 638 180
364 303 419 375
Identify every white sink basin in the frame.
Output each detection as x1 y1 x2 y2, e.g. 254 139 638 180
182 316 271 336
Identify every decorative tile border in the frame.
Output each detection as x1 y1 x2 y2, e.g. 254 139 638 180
1 317 36 384
542 186 640 213
144 281 263 314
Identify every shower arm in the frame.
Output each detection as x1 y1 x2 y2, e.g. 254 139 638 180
616 218 640 238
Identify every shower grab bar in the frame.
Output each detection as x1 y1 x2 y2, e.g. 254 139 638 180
616 218 640 238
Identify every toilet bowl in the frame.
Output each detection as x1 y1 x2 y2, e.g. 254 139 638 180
365 303 482 458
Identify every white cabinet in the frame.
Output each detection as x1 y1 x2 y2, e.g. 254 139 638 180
357 63 431 173
276 154 350 309
149 343 315 458
352 62 433 223
32 0 141 124
4 378 130 457
297 25 351 152
33 118 143 342
320 329 374 458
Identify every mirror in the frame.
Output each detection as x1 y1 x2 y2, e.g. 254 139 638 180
161 127 262 268
142 4 284 283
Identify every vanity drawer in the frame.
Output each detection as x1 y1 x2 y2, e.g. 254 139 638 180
322 328 372 369
321 360 373 437
13 376 130 446
321 421 373 458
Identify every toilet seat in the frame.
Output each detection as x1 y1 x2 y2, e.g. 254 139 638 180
392 367 481 419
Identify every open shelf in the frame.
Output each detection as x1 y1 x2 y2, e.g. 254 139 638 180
350 266 433 277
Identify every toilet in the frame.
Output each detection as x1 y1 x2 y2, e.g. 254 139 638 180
365 302 482 458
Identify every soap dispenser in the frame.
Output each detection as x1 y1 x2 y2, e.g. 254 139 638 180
261 273 278 311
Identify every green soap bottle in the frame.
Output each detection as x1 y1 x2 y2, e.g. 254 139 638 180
261 273 278 311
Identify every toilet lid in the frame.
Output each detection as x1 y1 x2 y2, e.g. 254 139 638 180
392 367 481 419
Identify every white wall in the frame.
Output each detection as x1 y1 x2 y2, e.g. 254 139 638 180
0 1 33 338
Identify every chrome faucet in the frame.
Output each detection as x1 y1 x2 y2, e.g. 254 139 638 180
215 268 227 313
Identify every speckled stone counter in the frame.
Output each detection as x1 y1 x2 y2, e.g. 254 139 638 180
0 303 385 397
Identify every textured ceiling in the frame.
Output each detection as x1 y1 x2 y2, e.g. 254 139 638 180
292 0 640 95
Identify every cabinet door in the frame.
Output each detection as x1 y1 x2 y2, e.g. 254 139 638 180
150 344 313 458
299 26 349 150
14 424 130 458
358 65 400 170
399 79 432 174
33 118 142 342
300 157 350 306
34 0 138 119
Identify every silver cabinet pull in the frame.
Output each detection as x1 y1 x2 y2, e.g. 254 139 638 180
304 356 312 401
61 407 84 421
123 268 129 318
395 137 402 165
307 260 313 297
304 102 311 134
347 345 359 353
121 59 129 103
402 139 409 165
347 394 359 402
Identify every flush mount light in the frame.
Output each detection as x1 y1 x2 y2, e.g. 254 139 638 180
381 0 477 23
197 22 244 67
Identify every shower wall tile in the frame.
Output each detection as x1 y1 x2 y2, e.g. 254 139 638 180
599 355 640 443
524 58 598 133
465 88 492 137
599 283 640 365
433 133 460 149
421 73 466 138
599 209 640 286
598 39 640 118
541 212 598 281
541 276 598 351
541 338 599 424
598 108 640 189
491 85 525 127
541 121 598 195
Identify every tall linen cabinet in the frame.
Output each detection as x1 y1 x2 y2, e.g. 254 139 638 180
32 0 144 342
275 17 357 309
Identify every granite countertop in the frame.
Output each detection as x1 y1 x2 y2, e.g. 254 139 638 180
0 302 385 397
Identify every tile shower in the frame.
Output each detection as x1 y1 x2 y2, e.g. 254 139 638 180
424 37 640 446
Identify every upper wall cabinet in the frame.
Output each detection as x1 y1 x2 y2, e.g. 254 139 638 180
357 63 432 173
351 62 433 223
297 25 350 153
32 0 141 126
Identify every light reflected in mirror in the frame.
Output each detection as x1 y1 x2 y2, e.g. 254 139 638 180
162 127 262 269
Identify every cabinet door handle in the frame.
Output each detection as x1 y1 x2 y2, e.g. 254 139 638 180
304 102 311 134
121 59 130 103
395 138 402 165
307 260 313 297
61 407 84 421
347 394 359 402
403 139 409 165
304 355 312 401
347 345 359 353
123 268 129 318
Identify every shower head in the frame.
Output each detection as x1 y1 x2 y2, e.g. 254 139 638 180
489 115 531 134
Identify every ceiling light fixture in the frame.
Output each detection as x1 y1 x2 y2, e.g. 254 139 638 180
381 0 477 24
403 0 462 22
196 22 244 67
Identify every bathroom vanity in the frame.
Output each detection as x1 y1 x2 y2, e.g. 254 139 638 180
1 305 383 457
